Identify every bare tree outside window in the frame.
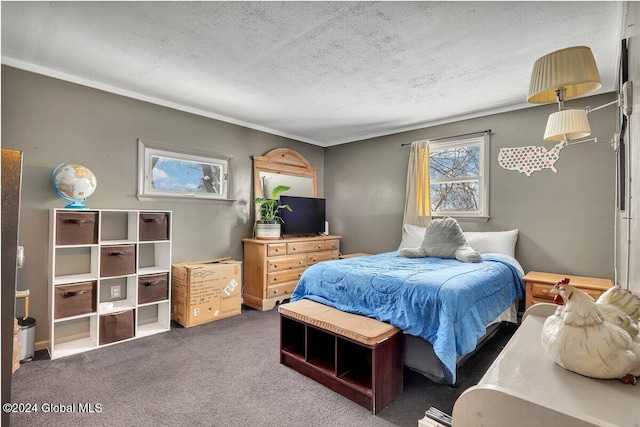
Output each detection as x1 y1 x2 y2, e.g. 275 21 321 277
428 137 488 216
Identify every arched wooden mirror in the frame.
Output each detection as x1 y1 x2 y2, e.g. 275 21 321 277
253 148 317 200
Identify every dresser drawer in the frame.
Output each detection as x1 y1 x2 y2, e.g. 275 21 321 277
268 268 305 286
268 255 307 272
267 243 287 257
267 281 298 298
324 239 340 251
287 241 326 254
308 250 339 265
531 282 606 302
530 283 555 301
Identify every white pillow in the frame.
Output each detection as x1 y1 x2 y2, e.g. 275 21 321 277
398 224 426 250
399 224 519 257
464 229 519 257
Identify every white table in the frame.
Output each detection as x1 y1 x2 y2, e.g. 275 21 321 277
452 304 640 427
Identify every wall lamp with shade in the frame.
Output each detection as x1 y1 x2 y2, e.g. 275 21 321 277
527 45 632 150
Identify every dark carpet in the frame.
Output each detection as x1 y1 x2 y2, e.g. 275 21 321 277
9 307 517 427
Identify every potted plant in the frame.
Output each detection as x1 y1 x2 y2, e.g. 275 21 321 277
254 185 292 239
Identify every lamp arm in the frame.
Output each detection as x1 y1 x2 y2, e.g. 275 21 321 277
566 137 598 146
566 133 620 151
585 81 633 116
586 99 619 115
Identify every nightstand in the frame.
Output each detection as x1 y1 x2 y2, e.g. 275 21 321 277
523 271 613 309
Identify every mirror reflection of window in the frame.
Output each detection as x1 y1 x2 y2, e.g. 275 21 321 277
259 172 314 198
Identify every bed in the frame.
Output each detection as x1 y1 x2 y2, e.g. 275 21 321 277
289 226 525 385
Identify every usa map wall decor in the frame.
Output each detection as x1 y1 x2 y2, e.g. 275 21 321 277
498 141 566 176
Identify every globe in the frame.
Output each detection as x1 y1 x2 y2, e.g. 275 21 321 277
51 164 97 209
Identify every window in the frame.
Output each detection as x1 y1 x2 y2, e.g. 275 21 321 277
427 135 489 219
137 139 233 202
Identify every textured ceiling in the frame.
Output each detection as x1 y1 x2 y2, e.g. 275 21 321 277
1 1 625 146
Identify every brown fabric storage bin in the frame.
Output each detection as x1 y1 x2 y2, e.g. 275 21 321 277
54 281 97 319
56 211 98 245
100 245 136 277
138 273 169 304
139 213 169 241
99 310 134 345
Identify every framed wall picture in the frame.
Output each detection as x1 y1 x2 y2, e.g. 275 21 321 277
137 139 233 202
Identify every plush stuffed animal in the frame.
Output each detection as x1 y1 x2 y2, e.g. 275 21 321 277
399 217 482 263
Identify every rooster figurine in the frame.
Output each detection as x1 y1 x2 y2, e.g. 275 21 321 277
541 278 640 384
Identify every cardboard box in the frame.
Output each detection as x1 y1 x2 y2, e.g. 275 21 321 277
172 258 242 327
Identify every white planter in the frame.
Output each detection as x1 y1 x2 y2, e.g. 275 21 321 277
256 221 281 240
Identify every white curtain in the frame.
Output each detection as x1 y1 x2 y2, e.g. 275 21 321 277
402 139 431 227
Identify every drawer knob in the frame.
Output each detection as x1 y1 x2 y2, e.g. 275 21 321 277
542 289 548 295
273 264 278 268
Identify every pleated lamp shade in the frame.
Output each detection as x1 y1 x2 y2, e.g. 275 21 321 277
527 46 602 104
544 109 591 141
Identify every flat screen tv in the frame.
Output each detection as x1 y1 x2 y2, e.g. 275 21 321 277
279 196 326 236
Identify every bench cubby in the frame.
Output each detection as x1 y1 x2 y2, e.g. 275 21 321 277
279 300 403 414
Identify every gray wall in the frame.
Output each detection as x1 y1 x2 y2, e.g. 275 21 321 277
1 66 324 345
325 93 617 280
2 65 618 347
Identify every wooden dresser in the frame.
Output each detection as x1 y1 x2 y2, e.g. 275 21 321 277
523 271 613 309
242 235 341 310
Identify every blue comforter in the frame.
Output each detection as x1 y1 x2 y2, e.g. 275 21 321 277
290 251 524 384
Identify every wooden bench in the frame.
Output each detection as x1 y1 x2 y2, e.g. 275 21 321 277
278 299 403 414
